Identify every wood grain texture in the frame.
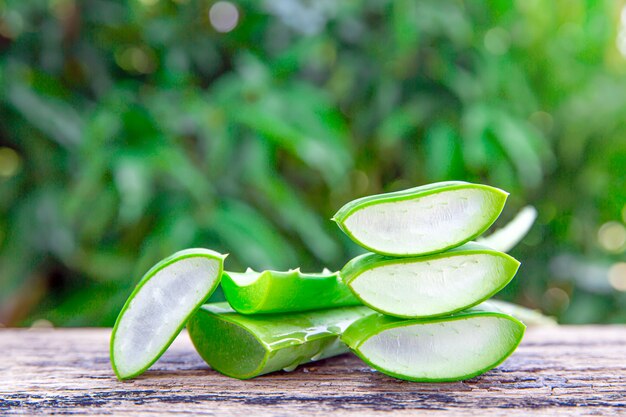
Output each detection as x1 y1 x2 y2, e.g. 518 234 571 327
1 326 625 416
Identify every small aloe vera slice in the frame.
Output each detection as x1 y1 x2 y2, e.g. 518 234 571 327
187 302 374 379
342 304 525 382
341 242 520 318
488 299 556 326
110 248 226 380
332 181 508 256
478 205 538 252
222 268 360 314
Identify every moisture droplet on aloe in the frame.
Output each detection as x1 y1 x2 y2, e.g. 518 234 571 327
187 302 373 379
222 268 360 315
110 248 226 380
341 243 520 318
332 181 508 256
342 304 525 382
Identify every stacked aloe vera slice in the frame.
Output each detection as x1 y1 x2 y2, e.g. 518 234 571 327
332 181 526 381
110 181 539 383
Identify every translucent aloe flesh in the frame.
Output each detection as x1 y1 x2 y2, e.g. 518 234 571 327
187 302 374 379
342 304 525 382
110 248 226 380
332 181 508 256
222 268 360 314
340 243 520 318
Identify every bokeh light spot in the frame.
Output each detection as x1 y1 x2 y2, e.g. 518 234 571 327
484 27 511 55
137 0 159 6
0 10 23 39
209 1 239 33
608 262 626 292
115 46 157 74
50 0 76 20
618 6 626 57
30 319 54 329
0 147 21 178
542 287 570 313
598 221 626 252
529 111 554 133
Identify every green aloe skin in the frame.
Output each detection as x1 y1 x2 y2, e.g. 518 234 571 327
110 248 226 380
341 303 526 382
222 268 361 315
187 302 374 379
340 242 520 318
332 181 508 257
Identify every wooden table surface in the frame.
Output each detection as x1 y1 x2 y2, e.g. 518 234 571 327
1 326 625 416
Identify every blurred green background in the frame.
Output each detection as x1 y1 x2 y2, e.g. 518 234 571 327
1 0 625 327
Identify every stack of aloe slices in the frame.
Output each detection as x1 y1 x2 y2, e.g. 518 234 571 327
110 181 547 382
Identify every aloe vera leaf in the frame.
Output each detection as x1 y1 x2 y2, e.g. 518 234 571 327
332 181 508 256
110 248 226 380
222 268 361 315
478 205 538 252
340 242 520 318
487 299 557 326
341 304 526 382
187 302 374 379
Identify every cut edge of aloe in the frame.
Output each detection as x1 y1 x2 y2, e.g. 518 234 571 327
341 243 520 318
188 303 374 379
188 303 271 380
332 181 509 256
342 307 526 382
221 268 272 315
110 248 226 380
222 267 360 315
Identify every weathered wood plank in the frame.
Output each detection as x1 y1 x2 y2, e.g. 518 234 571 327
1 326 625 416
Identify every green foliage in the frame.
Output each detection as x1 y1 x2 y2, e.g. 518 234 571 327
0 0 625 326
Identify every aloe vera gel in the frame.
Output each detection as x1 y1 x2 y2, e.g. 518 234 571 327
332 181 508 256
110 248 226 380
341 305 525 382
333 181 533 381
341 243 520 318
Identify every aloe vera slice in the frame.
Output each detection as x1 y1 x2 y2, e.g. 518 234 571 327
332 181 508 256
187 302 374 379
488 299 556 326
222 268 360 314
340 242 519 318
110 248 226 380
478 205 537 252
342 304 525 382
